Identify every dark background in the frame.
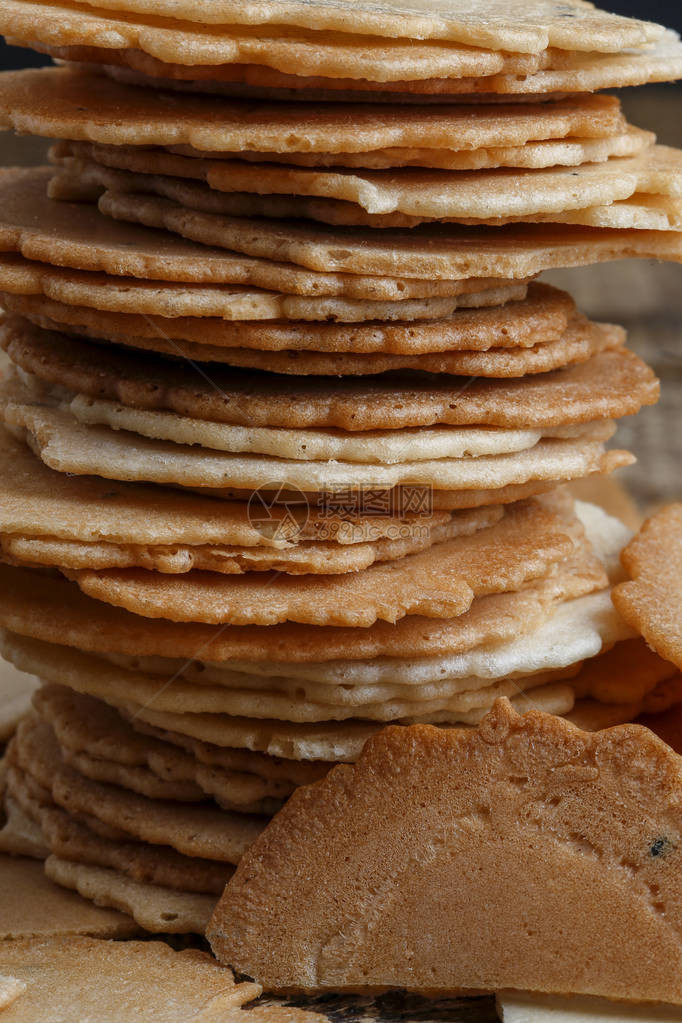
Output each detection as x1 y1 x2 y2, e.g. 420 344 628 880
0 0 681 70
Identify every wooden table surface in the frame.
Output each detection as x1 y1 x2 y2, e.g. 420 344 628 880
0 84 681 1022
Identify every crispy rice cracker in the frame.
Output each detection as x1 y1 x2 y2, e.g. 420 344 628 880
65 316 616 377
114 683 575 761
37 797 234 895
18 308 619 377
15 0 663 50
63 389 612 464
0 423 450 551
0 68 627 151
57 501 580 627
54 126 652 178
0 855 136 939
60 148 682 222
1 516 489 578
1 279 567 354
9 757 233 894
51 161 682 233
0 936 270 1017
612 505 682 672
34 686 297 811
0 384 632 497
6 319 611 458
208 700 682 1001
0 328 656 430
66 32 682 96
0 255 521 323
100 186 682 277
43 858 218 934
164 127 650 171
36 684 324 786
0 2 548 82
0 167 526 300
11 717 266 862
2 586 626 723
0 555 616 665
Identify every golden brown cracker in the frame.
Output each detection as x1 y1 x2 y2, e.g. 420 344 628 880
78 316 614 377
612 505 682 672
0 321 657 430
11 717 266 862
1 279 566 355
0 166 513 299
0 935 266 1016
58 501 581 626
44 859 217 933
0 67 627 152
101 185 682 277
208 700 682 1001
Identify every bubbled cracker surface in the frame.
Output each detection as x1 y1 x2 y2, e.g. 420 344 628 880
0 281 564 355
10 717 266 863
207 702 682 1000
0 167 513 299
0 323 657 430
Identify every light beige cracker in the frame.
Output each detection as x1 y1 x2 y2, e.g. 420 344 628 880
55 127 653 176
79 34 682 96
16 0 662 50
61 148 682 221
0 325 657 430
102 187 682 277
0 854 137 939
54 164 682 233
0 935 271 1017
116 683 575 762
0 375 626 503
0 1 552 81
2 586 623 723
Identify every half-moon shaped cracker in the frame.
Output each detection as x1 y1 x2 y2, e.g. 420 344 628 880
208 700 682 1002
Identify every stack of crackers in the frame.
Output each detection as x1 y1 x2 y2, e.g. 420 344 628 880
0 0 681 1010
